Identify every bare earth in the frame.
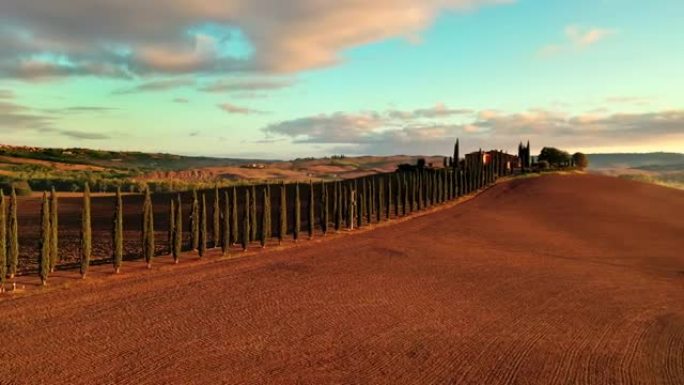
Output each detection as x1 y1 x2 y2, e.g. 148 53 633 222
2 174 684 385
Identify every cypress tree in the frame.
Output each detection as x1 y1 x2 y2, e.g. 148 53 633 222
143 187 155 267
198 193 207 258
191 189 199 250
260 186 270 248
213 185 220 248
80 183 91 278
113 187 123 273
293 183 301 241
279 182 287 244
142 188 150 261
222 191 230 255
319 183 328 235
368 178 374 223
169 198 175 254
308 181 315 239
334 182 341 232
377 178 384 222
7 188 18 279
432 172 438 205
366 178 373 224
250 185 257 242
231 187 238 245
347 184 354 229
357 186 364 228
173 194 182 262
39 192 50 286
417 172 424 210
0 191 5 292
403 174 409 215
394 174 400 217
410 173 416 212
453 139 460 170
386 175 392 220
242 189 250 251
49 187 59 272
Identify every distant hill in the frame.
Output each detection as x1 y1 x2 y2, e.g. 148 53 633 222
0 144 444 192
0 144 265 171
587 152 684 190
587 152 684 170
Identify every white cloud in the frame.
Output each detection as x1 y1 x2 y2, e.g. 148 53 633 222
0 0 513 79
218 103 266 115
538 25 616 57
262 106 684 155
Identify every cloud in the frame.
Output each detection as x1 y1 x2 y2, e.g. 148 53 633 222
538 25 616 57
0 90 14 99
388 103 472 119
173 97 189 104
112 78 194 94
218 103 266 115
0 100 54 130
198 78 294 93
262 106 684 155
0 100 110 140
57 130 110 140
565 25 616 47
0 0 512 80
40 106 117 114
604 96 652 106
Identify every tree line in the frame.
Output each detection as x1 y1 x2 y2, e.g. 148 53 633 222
0 140 520 289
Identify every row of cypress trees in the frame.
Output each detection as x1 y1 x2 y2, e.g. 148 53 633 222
3 153 503 286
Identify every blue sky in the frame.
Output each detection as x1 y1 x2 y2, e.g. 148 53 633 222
1 0 682 159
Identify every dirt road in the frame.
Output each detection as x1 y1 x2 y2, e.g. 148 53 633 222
2 174 683 384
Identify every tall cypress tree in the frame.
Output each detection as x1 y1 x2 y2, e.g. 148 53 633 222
231 187 238 245
410 173 417 212
346 184 354 229
386 175 392 220
250 185 257 242
242 189 250 251
308 181 315 239
260 186 270 248
279 182 287 244
222 190 230 255
453 139 460 170
49 187 58 272
143 187 155 267
0 191 5 292
356 186 364 228
394 173 401 217
173 194 182 262
80 183 91 278
213 185 220 248
199 193 207 258
403 174 409 215
169 198 175 254
39 192 50 286
400 173 406 215
366 178 373 224
334 182 341 231
417 172 424 210
294 183 301 241
320 182 329 235
191 189 199 250
7 188 18 279
377 178 384 222
113 187 123 273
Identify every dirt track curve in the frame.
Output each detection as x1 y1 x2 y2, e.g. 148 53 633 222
2 174 684 385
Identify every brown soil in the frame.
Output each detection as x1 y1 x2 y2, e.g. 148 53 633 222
1 174 683 384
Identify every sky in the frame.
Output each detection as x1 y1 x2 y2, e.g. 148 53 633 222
1 0 683 159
